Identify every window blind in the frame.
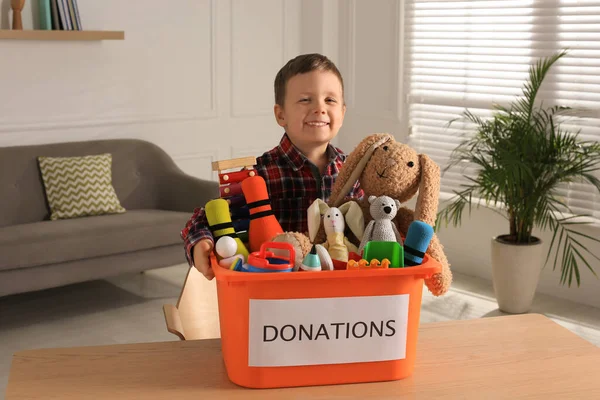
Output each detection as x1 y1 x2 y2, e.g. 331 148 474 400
405 0 600 220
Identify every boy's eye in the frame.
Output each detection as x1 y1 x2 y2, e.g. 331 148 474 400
299 98 310 102
326 98 337 103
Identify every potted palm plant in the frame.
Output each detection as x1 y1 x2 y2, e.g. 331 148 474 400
437 50 600 314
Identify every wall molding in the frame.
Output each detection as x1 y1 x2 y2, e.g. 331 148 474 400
345 0 357 109
230 145 264 159
229 0 291 118
322 0 340 64
172 150 219 163
343 0 403 123
0 112 217 134
0 0 219 134
172 148 220 180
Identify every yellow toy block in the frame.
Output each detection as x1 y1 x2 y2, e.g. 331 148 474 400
346 258 390 270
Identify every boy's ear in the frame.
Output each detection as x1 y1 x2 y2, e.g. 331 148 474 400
274 104 286 128
338 103 346 127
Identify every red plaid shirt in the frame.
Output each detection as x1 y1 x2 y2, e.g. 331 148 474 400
180 133 364 267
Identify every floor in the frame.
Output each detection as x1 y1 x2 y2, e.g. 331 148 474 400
1 264 600 398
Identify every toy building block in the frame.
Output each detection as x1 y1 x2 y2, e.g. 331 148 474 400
362 241 404 268
346 258 390 270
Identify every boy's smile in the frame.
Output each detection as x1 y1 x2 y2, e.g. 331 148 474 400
274 70 346 163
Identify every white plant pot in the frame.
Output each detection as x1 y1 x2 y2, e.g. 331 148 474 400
491 235 544 314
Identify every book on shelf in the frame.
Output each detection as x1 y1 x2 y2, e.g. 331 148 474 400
67 0 82 30
50 0 60 30
49 0 82 31
39 0 52 30
57 0 72 30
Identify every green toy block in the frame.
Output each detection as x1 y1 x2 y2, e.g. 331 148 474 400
362 241 404 268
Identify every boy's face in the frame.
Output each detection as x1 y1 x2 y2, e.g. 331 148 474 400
274 70 346 153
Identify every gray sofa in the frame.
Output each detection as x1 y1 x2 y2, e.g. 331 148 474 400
0 139 218 297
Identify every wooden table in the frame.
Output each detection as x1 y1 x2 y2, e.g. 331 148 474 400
6 314 600 399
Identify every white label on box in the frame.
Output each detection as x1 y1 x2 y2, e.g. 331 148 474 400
248 294 409 367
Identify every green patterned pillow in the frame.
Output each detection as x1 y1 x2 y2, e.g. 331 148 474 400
38 153 126 220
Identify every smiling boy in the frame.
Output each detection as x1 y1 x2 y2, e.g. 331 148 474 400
181 53 363 279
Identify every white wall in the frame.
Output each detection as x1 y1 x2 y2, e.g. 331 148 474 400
434 196 600 309
1 0 598 308
336 0 406 151
336 0 600 309
0 0 303 182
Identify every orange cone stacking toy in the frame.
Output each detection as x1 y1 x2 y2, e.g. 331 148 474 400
241 176 283 252
205 198 249 261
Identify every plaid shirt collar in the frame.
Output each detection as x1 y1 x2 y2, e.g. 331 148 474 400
277 133 343 171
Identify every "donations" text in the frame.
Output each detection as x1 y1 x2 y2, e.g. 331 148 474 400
263 320 396 342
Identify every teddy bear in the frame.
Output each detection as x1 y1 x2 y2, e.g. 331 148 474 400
359 195 402 253
328 133 452 296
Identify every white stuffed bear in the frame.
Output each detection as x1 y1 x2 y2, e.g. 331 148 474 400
358 195 402 253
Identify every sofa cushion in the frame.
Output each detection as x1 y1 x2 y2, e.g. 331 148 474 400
0 210 190 271
38 153 126 220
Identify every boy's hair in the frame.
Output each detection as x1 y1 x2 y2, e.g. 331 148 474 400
274 53 344 106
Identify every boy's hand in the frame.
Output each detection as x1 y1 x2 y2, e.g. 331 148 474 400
193 239 215 280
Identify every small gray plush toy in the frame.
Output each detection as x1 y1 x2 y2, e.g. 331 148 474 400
358 195 403 253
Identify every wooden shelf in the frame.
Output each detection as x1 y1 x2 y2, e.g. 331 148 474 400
0 30 124 41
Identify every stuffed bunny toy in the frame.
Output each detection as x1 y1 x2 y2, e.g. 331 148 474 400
307 199 363 262
328 133 452 296
359 195 402 253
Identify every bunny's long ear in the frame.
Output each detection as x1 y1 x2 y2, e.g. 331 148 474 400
330 133 393 207
338 201 365 241
414 154 441 226
307 198 330 242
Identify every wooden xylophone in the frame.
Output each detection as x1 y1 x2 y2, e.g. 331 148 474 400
211 156 257 245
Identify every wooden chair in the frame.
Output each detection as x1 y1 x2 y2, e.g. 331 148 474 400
162 266 220 340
